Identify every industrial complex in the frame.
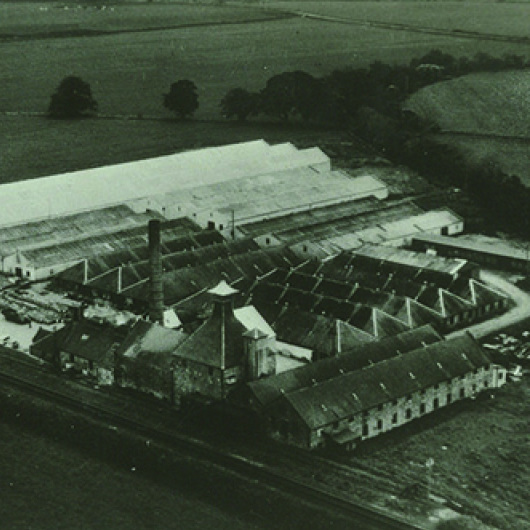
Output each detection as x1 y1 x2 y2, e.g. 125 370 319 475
0 140 516 451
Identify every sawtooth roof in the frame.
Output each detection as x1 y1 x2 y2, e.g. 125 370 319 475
247 324 442 408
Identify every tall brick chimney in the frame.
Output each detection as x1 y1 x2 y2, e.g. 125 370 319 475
148 219 164 325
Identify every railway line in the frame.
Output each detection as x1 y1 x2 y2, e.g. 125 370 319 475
0 353 421 530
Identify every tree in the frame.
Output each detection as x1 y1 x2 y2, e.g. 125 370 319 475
163 80 199 119
48 76 98 119
220 88 260 122
260 71 325 122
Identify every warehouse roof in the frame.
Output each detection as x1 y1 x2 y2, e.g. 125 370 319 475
143 170 387 227
13 217 197 268
283 334 489 430
252 301 374 357
412 234 528 261
351 245 469 277
0 141 329 227
246 324 442 408
0 205 158 257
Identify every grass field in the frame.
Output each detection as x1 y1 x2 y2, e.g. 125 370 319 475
406 69 530 185
0 116 351 182
0 421 268 530
1 2 529 120
0 2 281 37
267 1 530 38
2 1 530 182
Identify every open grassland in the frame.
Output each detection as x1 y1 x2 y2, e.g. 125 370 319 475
406 70 530 185
407 70 530 137
0 421 268 530
0 116 350 182
0 2 281 37
267 1 530 38
1 3 529 120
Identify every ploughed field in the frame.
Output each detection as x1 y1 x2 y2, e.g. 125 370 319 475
405 70 530 186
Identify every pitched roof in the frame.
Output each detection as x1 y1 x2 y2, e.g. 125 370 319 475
54 320 125 363
351 244 469 277
234 305 276 338
173 304 247 369
252 301 373 357
247 324 441 408
116 319 187 360
283 334 490 430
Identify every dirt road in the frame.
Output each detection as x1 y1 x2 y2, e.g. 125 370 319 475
447 270 530 340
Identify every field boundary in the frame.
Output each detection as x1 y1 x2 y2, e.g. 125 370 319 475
275 8 530 45
437 130 530 144
0 11 293 43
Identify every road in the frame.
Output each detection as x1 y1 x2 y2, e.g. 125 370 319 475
447 270 530 340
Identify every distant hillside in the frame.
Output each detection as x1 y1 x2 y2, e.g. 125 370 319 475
405 69 530 185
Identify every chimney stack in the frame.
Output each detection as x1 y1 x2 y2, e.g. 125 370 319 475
148 219 164 325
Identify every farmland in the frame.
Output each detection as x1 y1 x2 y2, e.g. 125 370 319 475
2 1 530 183
406 70 530 185
267 1 530 39
1 2 529 119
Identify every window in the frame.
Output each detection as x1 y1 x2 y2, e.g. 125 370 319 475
499 372 504 380
484 380 489 388
392 413 397 424
420 403 426 415
377 419 383 430
265 238 270 245
26 271 31 277
362 423 369 436
472 384 477 393
433 398 439 410
219 224 224 231
447 393 452 404
460 388 465 398
406 408 412 419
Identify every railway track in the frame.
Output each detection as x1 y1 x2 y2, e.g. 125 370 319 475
0 360 421 530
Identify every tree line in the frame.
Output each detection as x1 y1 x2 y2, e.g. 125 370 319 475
48 50 527 123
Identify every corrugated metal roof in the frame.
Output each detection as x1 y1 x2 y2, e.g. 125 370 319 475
413 233 528 261
0 141 329 227
352 245 468 276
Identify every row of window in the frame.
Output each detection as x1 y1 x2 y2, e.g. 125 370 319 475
362 378 495 437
